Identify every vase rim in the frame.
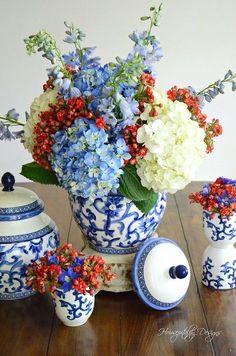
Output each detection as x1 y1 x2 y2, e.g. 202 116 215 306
203 209 236 219
69 191 166 200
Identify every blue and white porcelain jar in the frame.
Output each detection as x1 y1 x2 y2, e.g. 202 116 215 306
0 172 60 300
202 210 236 290
54 289 95 327
69 192 167 255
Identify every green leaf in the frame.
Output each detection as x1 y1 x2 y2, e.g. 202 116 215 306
133 192 159 215
20 162 59 185
118 164 153 201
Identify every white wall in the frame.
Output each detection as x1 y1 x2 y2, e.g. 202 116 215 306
0 0 235 182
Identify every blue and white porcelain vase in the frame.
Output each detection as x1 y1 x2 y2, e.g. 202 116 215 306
69 192 167 255
54 289 95 327
202 210 236 290
0 172 60 300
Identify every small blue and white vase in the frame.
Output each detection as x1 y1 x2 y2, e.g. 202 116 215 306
0 172 60 300
54 289 95 327
69 192 167 255
202 210 236 290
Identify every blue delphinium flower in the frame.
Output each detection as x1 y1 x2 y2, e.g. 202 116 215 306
58 267 78 292
63 51 80 69
115 93 134 121
119 83 136 98
128 30 163 75
198 69 236 103
48 254 58 265
0 123 13 140
202 184 210 196
97 97 117 127
50 119 130 199
0 109 24 141
220 177 236 186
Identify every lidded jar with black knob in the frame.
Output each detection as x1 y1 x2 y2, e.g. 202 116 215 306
0 172 60 300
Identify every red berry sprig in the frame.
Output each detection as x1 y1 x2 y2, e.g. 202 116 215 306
137 73 163 118
26 244 116 295
189 177 236 219
32 96 92 170
140 73 156 87
124 125 148 165
43 79 54 92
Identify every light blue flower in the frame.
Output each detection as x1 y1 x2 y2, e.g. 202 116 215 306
63 51 80 69
84 152 100 167
50 119 130 199
115 93 134 121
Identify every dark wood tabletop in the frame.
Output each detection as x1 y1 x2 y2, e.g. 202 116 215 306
0 182 235 356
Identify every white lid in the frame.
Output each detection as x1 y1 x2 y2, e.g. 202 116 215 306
132 237 190 310
0 186 40 208
0 172 43 221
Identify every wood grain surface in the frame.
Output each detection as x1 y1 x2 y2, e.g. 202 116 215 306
0 182 235 356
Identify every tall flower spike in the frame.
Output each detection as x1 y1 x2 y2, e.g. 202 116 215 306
24 30 64 66
197 69 236 103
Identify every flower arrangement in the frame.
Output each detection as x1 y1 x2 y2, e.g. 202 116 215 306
189 177 236 219
1 3 235 214
26 244 115 295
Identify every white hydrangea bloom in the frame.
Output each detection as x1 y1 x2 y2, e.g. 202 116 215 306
23 88 58 153
140 88 170 122
137 92 206 194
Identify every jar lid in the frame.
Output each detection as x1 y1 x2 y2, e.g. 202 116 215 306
0 172 44 221
132 237 190 310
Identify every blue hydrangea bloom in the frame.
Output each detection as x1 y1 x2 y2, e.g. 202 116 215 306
51 119 131 199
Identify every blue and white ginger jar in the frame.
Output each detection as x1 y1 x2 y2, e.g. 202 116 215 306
202 210 236 290
69 192 167 255
0 172 60 300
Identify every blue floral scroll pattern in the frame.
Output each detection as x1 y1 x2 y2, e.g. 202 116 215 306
70 193 167 254
203 211 236 241
220 260 236 288
202 257 224 288
0 229 59 300
56 290 94 321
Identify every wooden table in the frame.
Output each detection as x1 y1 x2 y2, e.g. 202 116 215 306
0 182 235 356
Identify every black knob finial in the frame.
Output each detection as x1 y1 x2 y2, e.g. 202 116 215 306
169 265 188 279
1 172 15 192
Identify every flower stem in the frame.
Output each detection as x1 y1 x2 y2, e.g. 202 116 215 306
197 73 236 95
0 116 24 126
147 3 163 38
